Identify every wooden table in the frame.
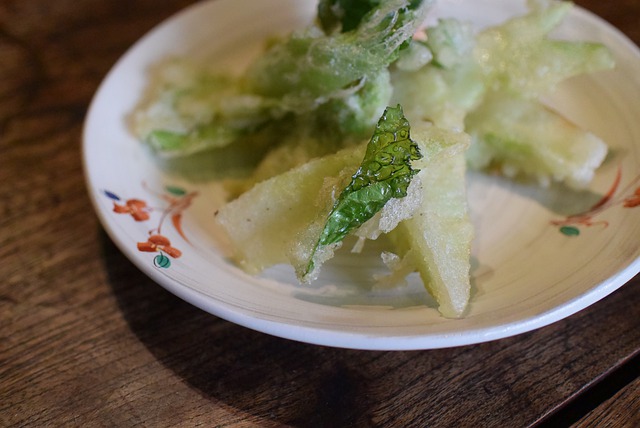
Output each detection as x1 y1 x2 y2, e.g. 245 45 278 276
2 1 639 426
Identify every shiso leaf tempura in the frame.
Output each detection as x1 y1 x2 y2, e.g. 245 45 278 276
132 0 614 318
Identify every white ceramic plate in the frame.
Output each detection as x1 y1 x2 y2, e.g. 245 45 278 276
83 0 640 350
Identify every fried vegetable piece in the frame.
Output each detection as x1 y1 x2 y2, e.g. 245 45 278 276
465 92 608 188
465 0 614 187
215 143 364 275
474 0 615 98
393 157 472 318
244 0 433 111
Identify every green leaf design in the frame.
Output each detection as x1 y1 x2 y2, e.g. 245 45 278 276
306 104 421 274
165 185 187 196
560 225 580 237
154 254 172 268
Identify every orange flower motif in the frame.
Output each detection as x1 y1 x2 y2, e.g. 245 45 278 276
623 187 640 208
113 199 150 221
137 234 182 258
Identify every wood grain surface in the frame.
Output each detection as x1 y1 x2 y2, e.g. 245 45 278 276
1 0 639 427
575 376 640 428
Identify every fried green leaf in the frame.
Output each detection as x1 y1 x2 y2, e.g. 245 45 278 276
305 104 422 276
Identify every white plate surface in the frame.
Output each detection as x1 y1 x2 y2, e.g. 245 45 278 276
83 0 640 350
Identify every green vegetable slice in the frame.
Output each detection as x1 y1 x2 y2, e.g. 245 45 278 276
305 104 422 276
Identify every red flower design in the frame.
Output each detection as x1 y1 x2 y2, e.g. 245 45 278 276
137 234 182 258
113 199 150 221
623 187 640 208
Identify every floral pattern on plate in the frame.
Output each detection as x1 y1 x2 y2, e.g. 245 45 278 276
103 184 198 268
551 168 640 236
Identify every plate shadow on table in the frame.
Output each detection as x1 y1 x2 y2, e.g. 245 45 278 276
100 231 547 426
